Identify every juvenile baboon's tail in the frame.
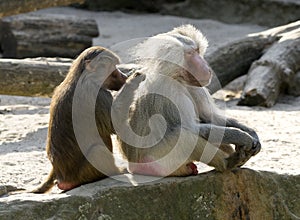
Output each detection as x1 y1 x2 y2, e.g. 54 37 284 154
31 169 56 194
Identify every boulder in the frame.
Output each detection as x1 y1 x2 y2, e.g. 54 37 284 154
81 0 183 13
0 0 84 18
81 0 300 27
162 0 300 27
0 169 299 219
0 14 99 59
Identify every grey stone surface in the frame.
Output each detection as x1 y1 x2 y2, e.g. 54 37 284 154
0 169 299 220
162 0 300 26
81 0 300 27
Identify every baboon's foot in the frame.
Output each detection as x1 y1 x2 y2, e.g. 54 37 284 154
57 182 78 191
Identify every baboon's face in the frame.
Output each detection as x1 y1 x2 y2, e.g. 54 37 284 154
104 68 128 91
183 49 212 87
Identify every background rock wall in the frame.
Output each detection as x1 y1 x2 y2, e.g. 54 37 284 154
80 0 300 26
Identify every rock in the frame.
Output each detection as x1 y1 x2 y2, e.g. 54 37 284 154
0 57 71 97
287 70 300 96
80 0 183 13
161 0 300 27
0 14 99 58
0 0 84 18
82 0 300 27
0 169 299 219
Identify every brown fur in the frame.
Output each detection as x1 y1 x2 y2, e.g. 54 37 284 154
32 46 127 193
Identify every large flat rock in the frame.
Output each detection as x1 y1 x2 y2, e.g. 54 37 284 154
0 169 299 220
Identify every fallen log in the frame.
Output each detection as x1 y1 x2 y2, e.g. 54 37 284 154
0 58 71 97
238 29 300 107
161 0 300 27
0 0 84 18
0 14 99 58
0 60 141 97
287 70 300 96
206 36 275 94
207 20 300 94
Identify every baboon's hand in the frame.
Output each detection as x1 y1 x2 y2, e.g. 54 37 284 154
251 138 261 156
226 137 261 169
236 131 261 154
126 73 146 89
236 137 261 155
226 151 246 169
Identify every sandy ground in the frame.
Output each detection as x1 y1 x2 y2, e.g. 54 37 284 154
0 7 299 193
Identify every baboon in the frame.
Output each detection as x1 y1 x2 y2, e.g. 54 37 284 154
113 25 261 176
32 46 127 193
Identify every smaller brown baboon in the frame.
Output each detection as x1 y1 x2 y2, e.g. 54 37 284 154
32 46 127 193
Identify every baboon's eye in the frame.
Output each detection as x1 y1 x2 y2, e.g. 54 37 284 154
186 49 196 56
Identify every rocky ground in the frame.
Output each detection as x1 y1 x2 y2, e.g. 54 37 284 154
0 7 299 193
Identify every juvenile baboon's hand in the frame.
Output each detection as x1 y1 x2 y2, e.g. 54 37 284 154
126 72 146 89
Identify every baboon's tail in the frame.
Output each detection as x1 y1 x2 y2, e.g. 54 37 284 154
31 169 56 193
